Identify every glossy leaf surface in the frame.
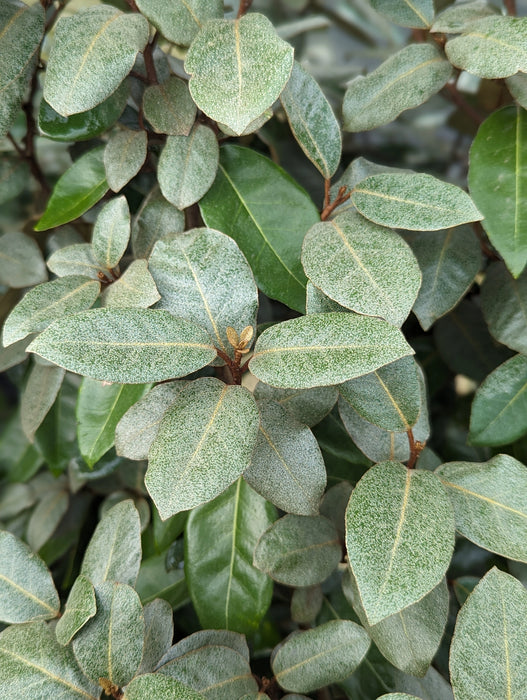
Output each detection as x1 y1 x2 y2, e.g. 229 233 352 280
104 128 148 193
143 76 196 136
0 232 47 288
92 195 130 269
55 574 96 646
481 262 527 354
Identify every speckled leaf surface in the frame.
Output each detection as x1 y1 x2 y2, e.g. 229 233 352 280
146 378 260 519
0 621 100 699
469 354 527 446
2 276 100 347
0 231 47 289
253 514 341 587
431 0 498 34
135 0 223 47
124 674 205 700
0 530 59 623
92 195 130 269
377 695 421 700
21 362 65 441
250 312 413 389
343 44 452 132
445 16 527 79
104 128 147 193
343 570 448 677
44 6 149 116
280 61 341 178
370 0 433 28
0 156 30 205
47 243 106 280
27 308 217 384
200 145 319 312
253 382 337 427
449 567 527 700
143 76 196 135
352 173 482 231
302 212 421 326
437 455 527 562
185 13 293 135
72 581 144 687
101 259 160 309
132 188 184 259
409 226 481 331
346 462 455 625
185 477 275 634
158 125 219 210
137 598 173 675
26 489 68 552
339 356 420 432
149 228 257 356
305 282 349 314
55 574 96 646
272 620 370 694
244 399 326 515
507 72 527 109
481 263 527 354
80 499 141 587
35 146 109 231
469 106 527 277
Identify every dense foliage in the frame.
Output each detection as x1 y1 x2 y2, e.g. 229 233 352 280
1 0 527 698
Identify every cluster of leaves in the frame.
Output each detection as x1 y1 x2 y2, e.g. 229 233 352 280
1 0 527 698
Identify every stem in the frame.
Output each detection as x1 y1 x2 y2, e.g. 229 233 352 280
504 0 516 15
237 0 253 18
320 185 351 221
406 429 425 469
123 0 140 11
472 221 500 261
215 348 243 385
143 31 159 85
323 177 331 210
443 81 484 126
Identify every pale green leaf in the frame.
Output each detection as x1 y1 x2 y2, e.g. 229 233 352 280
146 377 260 518
291 585 323 624
253 514 341 586
124 674 205 700
55 574 96 646
445 16 527 79
253 382 337 427
81 499 141 586
101 259 160 309
149 227 257 356
44 6 149 116
244 399 326 515
92 195 130 269
0 483 35 520
185 13 294 135
47 243 106 280
280 61 341 178
370 0 434 28
132 187 185 259
143 75 196 135
20 362 65 441
158 125 219 210
449 567 527 700
343 44 452 132
351 173 483 231
346 462 455 625
134 0 223 47
0 337 31 372
249 312 414 389
437 454 527 562
272 620 370 694
185 477 275 634
72 581 144 687
481 262 527 354
137 598 173 675
431 0 498 34
506 72 527 110
302 211 421 326
27 308 217 384
26 488 68 552
200 145 319 313
305 282 349 314
218 109 273 137
377 695 421 700
0 529 59 623
104 129 147 193
0 156 30 205
0 232 47 288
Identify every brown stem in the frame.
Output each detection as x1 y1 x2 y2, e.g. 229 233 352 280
406 429 425 469
443 82 484 126
472 221 500 261
320 185 351 221
504 0 516 15
215 348 242 385
237 0 253 18
323 177 331 210
130 69 149 84
123 0 140 11
143 31 159 85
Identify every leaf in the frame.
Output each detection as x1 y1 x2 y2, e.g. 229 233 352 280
185 477 275 634
46 243 106 280
481 262 527 354
244 399 326 515
351 173 483 231
81 499 141 587
346 462 455 625
55 574 97 646
272 620 370 694
0 483 35 520
136 553 188 609
137 598 174 675
158 125 219 210
200 145 319 313
507 72 527 110
0 156 30 205
101 259 160 309
149 227 258 356
0 530 59 623
449 567 527 700
35 147 109 231
306 282 349 314
91 196 130 269
445 16 527 79
469 106 527 277
0 621 100 699
431 0 498 34
253 514 341 587
72 581 144 687
185 13 294 135
124 674 205 700
291 585 323 624
469 354 527 446
0 336 31 373
377 695 421 700
0 231 47 288
143 76 196 136
20 362 65 441
253 382 337 427
132 187 185 259
370 0 434 28
146 377 260 519
437 454 527 562
44 6 149 116
2 276 100 347
26 488 68 553
280 61 341 178
104 128 147 193
343 44 452 132
339 356 421 433
249 312 414 389
343 570 449 677
27 308 217 384
135 0 223 47
302 211 421 326
408 226 482 330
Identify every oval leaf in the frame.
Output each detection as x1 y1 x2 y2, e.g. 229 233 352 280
47 243 106 280
124 674 205 700
370 0 434 28
104 128 148 193
253 382 337 427
20 362 65 442
0 231 47 288
101 259 160 308
143 75 196 136
91 195 131 269
132 187 185 259
137 598 174 675
481 262 527 354
55 574 97 646
135 0 223 47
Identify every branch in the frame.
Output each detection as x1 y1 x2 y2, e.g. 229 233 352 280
320 185 350 221
406 429 425 469
143 31 159 85
237 0 253 19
